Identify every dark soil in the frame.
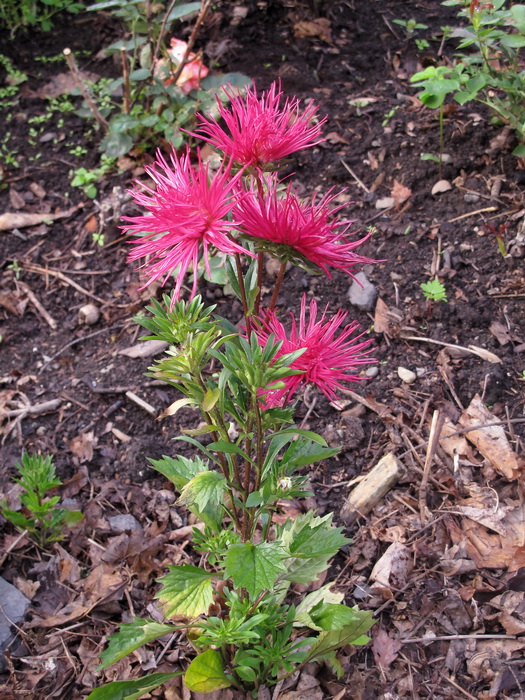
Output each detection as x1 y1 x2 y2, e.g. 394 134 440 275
1 1 524 699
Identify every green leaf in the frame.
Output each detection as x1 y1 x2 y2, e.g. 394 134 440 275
100 132 134 158
500 33 525 48
200 72 251 90
148 455 208 490
278 512 349 585
208 440 250 460
179 470 227 513
62 509 84 527
511 4 525 32
129 68 152 81
302 610 375 664
225 542 287 598
294 583 344 628
512 143 525 156
167 2 201 21
97 619 176 670
184 650 231 693
85 672 181 700
156 565 214 618
202 388 220 412
2 509 32 531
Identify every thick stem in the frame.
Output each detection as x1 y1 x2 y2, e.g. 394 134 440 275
268 261 287 311
235 253 252 337
168 0 213 87
63 49 108 131
120 47 131 115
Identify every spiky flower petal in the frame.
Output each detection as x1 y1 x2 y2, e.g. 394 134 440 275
191 80 326 168
234 178 377 279
253 296 376 407
122 148 252 302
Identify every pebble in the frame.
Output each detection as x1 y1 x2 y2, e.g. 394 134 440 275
431 179 452 195
108 514 143 534
78 303 100 326
348 272 378 311
0 577 30 669
365 366 379 378
398 367 416 384
375 196 395 209
463 193 480 203
416 367 426 377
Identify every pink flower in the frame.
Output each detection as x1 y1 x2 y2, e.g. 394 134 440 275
190 80 326 167
253 296 376 407
165 38 209 94
234 178 377 279
122 148 252 302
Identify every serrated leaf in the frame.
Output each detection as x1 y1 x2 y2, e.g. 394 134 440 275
294 584 344 628
148 455 208 490
156 565 214 618
303 610 375 664
97 619 177 670
225 542 287 598
179 470 227 513
85 672 181 700
184 650 231 693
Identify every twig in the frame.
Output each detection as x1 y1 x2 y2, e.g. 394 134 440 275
4 399 62 418
419 410 445 524
340 158 370 193
63 49 108 131
0 529 28 568
126 390 157 417
169 0 213 87
17 281 57 330
400 333 502 364
403 633 520 643
440 673 478 700
447 206 497 223
120 47 131 114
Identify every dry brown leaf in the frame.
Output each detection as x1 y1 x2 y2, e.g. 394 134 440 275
36 70 100 99
325 131 349 145
118 339 168 358
459 394 522 480
9 188 25 209
69 431 97 463
489 321 513 346
293 18 332 43
466 639 525 681
372 629 402 668
373 297 391 335
82 563 125 603
370 542 412 594
448 503 525 571
391 179 411 208
14 577 40 600
439 416 477 463
0 205 82 231
0 291 28 316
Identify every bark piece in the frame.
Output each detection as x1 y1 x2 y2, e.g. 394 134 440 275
341 452 402 524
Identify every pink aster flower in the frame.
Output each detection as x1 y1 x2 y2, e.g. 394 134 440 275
253 296 376 408
122 148 252 302
234 178 377 279
190 80 326 168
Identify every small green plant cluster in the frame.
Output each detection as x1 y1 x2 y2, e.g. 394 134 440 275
411 0 525 156
393 17 430 51
0 0 84 35
70 154 117 198
0 54 28 100
80 0 249 158
2 453 83 546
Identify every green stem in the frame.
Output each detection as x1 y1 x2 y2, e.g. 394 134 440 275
235 253 252 337
438 104 444 180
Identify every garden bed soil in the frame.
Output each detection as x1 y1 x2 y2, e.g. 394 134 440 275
1 1 524 698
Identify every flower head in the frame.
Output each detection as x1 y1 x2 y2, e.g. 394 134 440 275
234 178 377 279
191 80 326 168
253 296 376 407
122 148 252 303
165 38 209 94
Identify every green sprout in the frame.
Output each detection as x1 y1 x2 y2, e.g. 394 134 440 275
421 279 447 302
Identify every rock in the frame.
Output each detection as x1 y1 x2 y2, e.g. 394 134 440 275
107 514 143 534
365 366 379 378
398 366 416 384
348 272 378 311
375 196 394 209
463 193 480 203
416 367 426 377
78 303 100 326
0 577 30 666
431 179 452 195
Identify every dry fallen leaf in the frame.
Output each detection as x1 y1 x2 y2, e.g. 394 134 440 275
391 179 412 208
69 431 97 464
293 18 332 43
373 297 391 335
370 541 413 595
118 339 168 358
36 70 100 99
372 629 402 668
459 394 522 480
0 205 82 231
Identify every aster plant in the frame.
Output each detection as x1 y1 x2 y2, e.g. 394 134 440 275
89 81 378 700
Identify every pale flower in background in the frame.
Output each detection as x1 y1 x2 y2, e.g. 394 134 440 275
165 38 209 94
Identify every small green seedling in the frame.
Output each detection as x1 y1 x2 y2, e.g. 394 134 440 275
2 453 83 546
421 279 447 317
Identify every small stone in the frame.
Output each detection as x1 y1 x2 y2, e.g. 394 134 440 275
463 193 480 203
348 272 378 311
78 303 100 326
375 196 395 209
431 179 452 195
398 367 416 384
108 514 143 534
365 366 379 378
416 367 426 377
0 577 30 665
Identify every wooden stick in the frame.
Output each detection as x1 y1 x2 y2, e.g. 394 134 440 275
447 206 497 223
120 47 131 114
341 452 402 524
63 48 108 131
419 410 444 524
401 333 502 364
18 281 57 330
125 390 157 417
